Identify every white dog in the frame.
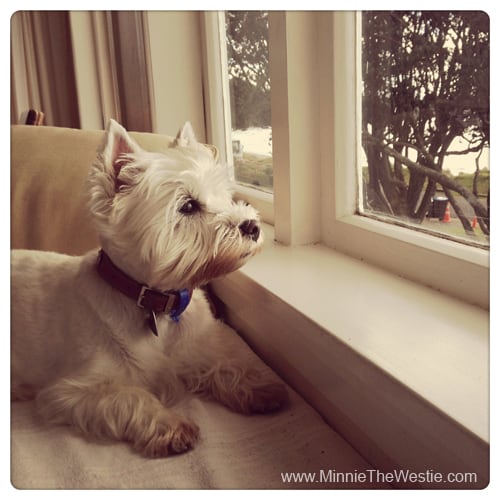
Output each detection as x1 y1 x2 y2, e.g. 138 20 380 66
11 120 287 457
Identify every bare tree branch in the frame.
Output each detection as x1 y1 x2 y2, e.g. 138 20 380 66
363 133 488 222
442 186 476 236
446 141 486 156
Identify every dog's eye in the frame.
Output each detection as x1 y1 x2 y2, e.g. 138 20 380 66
179 199 201 215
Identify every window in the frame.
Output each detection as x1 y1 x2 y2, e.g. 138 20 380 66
360 12 490 249
225 12 273 193
202 11 489 308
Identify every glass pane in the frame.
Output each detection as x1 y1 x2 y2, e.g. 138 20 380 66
225 11 273 192
360 12 489 247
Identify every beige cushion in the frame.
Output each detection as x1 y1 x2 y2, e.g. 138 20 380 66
11 125 206 255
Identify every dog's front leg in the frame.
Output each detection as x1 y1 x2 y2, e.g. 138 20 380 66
180 318 288 414
36 376 199 457
185 363 288 415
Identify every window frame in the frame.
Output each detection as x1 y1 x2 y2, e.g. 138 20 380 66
201 10 489 309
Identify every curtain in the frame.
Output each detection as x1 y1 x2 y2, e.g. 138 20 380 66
11 11 153 132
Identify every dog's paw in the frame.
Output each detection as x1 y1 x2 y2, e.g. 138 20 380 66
169 419 200 454
136 415 199 458
247 381 289 414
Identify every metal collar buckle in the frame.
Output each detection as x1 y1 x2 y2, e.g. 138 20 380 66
137 285 176 313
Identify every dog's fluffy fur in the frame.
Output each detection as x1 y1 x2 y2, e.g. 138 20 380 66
11 120 287 457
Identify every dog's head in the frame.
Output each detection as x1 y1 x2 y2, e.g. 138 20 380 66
89 120 263 290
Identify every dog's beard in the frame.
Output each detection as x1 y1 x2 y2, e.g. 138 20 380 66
149 227 262 290
188 244 260 288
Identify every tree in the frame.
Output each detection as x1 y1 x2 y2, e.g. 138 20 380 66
362 11 489 236
225 11 271 130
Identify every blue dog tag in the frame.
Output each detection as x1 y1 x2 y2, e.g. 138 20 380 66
170 289 192 323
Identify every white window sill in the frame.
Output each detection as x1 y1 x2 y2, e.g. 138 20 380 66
211 223 489 476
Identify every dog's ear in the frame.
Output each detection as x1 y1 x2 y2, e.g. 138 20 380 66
174 122 198 148
102 119 142 173
100 119 143 192
174 122 219 161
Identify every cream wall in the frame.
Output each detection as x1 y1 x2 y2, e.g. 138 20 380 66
146 12 206 141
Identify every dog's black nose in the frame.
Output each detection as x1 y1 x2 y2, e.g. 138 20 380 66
239 219 260 242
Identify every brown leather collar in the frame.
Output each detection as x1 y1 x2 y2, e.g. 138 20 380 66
96 249 192 335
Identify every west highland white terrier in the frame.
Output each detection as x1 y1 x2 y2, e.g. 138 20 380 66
11 120 287 457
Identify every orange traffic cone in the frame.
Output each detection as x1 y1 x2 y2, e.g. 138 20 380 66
442 204 451 223
472 216 477 228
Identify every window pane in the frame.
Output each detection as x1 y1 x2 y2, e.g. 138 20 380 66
360 11 489 247
225 11 273 192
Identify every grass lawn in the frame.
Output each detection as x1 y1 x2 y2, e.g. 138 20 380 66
234 153 273 191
